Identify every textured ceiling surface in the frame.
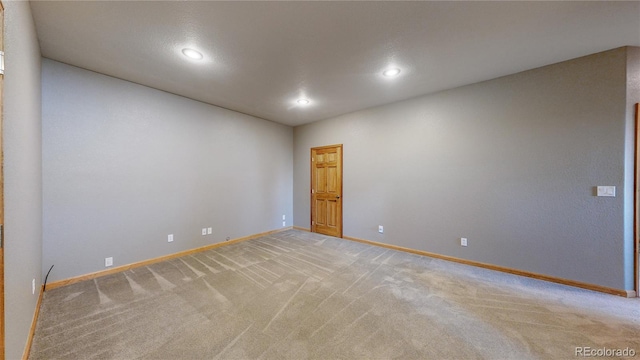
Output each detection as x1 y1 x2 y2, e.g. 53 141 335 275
30 1 640 126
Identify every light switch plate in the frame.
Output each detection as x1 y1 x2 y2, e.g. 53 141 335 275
202 228 207 236
207 227 212 235
596 186 615 197
105 257 113 267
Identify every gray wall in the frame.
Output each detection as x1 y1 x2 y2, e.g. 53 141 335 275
294 47 634 291
42 60 293 283
4 2 43 359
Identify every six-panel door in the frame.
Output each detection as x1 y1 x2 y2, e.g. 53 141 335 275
311 145 342 238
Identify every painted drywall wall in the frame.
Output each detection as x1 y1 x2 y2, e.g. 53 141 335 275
42 59 293 283
294 47 632 291
4 1 43 359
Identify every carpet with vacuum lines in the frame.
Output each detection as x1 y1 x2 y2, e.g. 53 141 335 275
29 229 640 359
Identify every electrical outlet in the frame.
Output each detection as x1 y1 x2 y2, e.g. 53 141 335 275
168 234 174 243
282 221 286 227
202 228 207 236
378 225 384 234
461 238 468 247
282 215 286 221
596 186 615 197
32 279 36 295
207 227 212 235
105 257 113 267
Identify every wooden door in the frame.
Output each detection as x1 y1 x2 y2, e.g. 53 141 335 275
311 145 342 238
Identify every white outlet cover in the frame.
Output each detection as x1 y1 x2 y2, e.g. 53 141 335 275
32 279 36 295
282 215 286 220
202 228 207 235
168 234 174 242
378 225 384 234
105 257 113 267
596 186 615 197
282 221 286 227
207 227 212 235
461 238 468 247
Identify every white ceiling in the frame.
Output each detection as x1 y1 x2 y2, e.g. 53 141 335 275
30 1 640 127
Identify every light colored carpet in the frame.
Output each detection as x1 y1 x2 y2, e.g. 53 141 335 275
30 229 640 359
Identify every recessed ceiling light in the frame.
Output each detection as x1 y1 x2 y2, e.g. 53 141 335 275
182 48 203 60
297 98 310 105
382 68 401 77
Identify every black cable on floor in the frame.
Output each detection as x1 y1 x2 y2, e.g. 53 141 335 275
43 265 54 292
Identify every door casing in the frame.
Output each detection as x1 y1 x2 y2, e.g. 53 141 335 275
635 103 639 296
0 1 6 356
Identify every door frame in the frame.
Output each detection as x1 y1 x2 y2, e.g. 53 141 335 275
635 103 639 296
310 144 343 238
0 0 5 355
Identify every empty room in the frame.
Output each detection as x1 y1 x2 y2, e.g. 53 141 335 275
3 1 640 359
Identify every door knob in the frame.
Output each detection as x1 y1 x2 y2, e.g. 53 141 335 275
336 195 340 199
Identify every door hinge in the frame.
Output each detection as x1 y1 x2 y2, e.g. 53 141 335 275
311 189 315 194
0 51 5 75
0 224 3 248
